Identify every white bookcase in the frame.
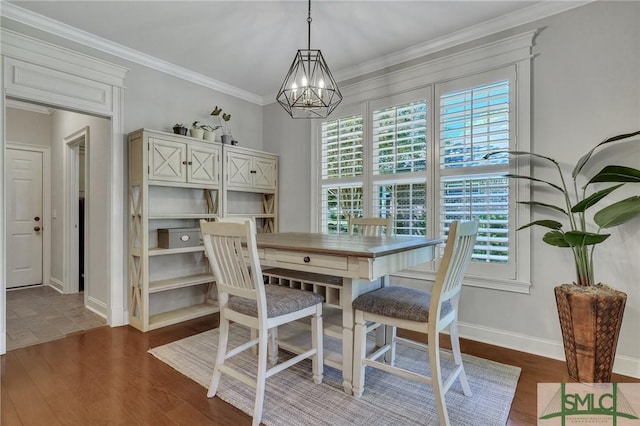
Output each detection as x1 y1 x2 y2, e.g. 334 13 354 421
128 129 222 332
223 144 278 233
128 129 279 331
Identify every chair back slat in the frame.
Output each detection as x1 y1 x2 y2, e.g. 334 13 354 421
349 216 392 236
431 221 478 308
201 220 264 302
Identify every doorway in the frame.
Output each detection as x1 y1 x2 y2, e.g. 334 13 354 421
3 104 106 351
65 127 89 298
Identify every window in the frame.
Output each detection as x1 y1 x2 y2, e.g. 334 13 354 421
371 94 429 236
313 33 533 292
320 114 364 234
436 70 516 278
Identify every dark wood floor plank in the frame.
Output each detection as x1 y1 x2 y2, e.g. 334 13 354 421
2 314 639 426
0 375 24 426
1 352 63 426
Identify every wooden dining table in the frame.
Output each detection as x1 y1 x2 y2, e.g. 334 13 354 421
255 232 441 395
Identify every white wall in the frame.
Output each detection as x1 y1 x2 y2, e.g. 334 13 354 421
49 110 111 311
264 1 640 376
6 108 52 147
122 62 264 150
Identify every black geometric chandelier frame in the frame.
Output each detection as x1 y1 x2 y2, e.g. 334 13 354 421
276 0 342 119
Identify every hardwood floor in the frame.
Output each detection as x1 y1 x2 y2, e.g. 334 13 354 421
2 314 638 425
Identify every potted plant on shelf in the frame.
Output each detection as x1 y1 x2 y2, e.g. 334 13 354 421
201 124 220 142
486 130 640 383
172 123 188 136
211 106 232 144
190 121 205 139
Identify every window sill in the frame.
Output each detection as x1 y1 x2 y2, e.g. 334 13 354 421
391 268 531 294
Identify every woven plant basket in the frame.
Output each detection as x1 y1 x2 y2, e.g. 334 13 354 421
554 284 627 383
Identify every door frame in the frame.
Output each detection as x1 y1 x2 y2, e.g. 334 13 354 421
1 29 128 355
5 143 51 290
64 127 89 299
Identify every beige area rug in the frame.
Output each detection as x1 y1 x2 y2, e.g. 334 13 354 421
149 324 520 425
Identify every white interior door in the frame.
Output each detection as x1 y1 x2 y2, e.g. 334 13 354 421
6 148 43 288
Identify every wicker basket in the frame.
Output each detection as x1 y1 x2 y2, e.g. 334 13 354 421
554 284 627 383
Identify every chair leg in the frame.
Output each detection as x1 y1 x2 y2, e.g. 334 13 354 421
386 325 397 365
429 329 450 426
310 306 324 384
268 327 279 365
352 313 367 398
450 319 472 396
208 314 230 398
252 327 269 426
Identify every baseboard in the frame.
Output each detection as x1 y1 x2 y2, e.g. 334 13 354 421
49 277 64 293
458 321 640 379
86 296 107 319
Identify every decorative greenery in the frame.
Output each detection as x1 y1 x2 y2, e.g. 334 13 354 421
486 130 640 287
201 124 220 132
211 106 232 135
173 123 185 128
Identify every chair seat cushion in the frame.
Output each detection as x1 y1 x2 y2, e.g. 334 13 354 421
229 285 324 318
353 286 452 322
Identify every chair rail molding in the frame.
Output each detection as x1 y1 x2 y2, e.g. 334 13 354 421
1 29 129 355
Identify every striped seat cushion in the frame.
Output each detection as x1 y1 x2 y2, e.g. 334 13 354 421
228 285 324 318
353 286 451 322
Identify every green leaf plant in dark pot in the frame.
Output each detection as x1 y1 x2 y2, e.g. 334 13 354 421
486 130 640 383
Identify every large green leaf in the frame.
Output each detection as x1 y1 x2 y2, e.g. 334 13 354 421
563 231 611 247
586 165 640 185
518 220 563 231
505 174 564 192
571 184 624 213
518 201 567 215
484 150 559 166
543 230 571 247
594 196 640 228
572 130 640 178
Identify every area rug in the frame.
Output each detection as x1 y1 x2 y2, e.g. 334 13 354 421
149 324 520 425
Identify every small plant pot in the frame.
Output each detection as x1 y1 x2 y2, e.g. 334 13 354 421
190 128 204 139
221 134 232 144
173 126 188 136
203 130 216 142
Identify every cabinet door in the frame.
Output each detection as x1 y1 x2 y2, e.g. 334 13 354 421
253 156 277 191
226 151 252 188
149 138 187 183
189 144 221 185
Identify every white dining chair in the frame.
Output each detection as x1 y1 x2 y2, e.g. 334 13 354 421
352 220 478 425
200 219 324 426
348 216 392 236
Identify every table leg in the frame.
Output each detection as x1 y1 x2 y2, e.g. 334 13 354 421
341 277 382 395
341 278 355 395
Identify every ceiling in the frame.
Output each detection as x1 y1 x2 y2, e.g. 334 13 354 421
3 1 587 105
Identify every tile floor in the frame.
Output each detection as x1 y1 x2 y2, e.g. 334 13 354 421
5 285 106 351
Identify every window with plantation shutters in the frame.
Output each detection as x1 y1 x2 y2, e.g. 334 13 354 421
313 44 532 292
320 114 364 234
436 69 516 278
371 93 429 235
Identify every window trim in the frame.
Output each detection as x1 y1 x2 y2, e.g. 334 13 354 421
311 30 536 293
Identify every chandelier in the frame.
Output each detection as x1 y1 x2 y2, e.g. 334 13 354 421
276 0 342 119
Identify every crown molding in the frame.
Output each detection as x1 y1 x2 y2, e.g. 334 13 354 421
334 1 594 83
2 1 593 107
0 2 264 105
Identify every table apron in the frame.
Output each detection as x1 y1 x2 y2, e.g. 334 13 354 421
260 245 433 281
